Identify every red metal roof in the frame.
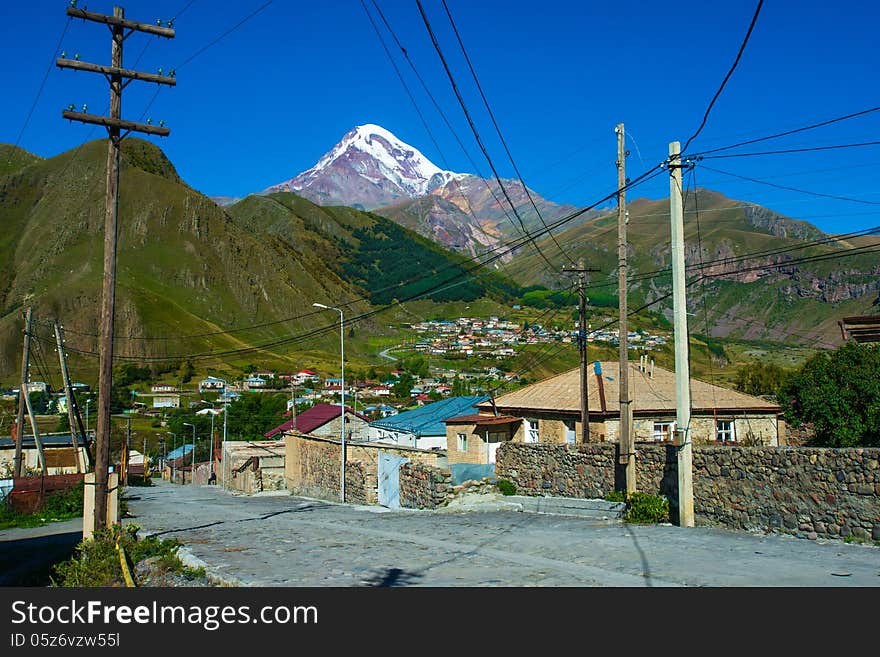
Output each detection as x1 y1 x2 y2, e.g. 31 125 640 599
264 403 370 438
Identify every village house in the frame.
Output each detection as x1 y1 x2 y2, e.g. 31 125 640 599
444 361 784 465
198 376 226 393
264 403 370 441
244 375 267 390
290 369 319 385
151 394 180 410
0 433 91 475
251 370 275 379
368 396 490 450
151 384 178 393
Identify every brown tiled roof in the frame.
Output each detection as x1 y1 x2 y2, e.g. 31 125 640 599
479 361 781 416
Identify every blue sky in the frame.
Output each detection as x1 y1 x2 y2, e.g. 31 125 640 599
4 0 880 235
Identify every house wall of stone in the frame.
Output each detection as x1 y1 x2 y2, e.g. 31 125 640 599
496 442 880 541
285 433 443 504
310 413 370 441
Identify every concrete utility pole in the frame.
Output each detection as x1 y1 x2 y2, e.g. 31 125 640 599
57 5 175 530
562 260 600 443
668 141 695 527
15 308 46 476
313 303 346 501
616 123 635 494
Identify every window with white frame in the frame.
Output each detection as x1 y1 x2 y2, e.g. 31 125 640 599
716 420 735 442
524 418 540 443
457 433 468 451
563 420 576 444
652 421 675 442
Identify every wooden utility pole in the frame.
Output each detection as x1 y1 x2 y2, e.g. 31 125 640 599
58 5 175 530
616 123 635 494
54 322 85 473
563 260 600 443
668 141 695 527
14 308 45 476
13 309 30 477
55 323 93 469
16 309 47 475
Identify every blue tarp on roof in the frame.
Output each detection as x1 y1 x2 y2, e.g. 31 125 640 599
369 396 489 438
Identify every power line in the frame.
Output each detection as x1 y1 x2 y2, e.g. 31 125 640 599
690 105 880 157
439 0 575 266
138 0 274 122
698 164 880 206
368 0 526 245
415 0 557 270
681 0 764 154
697 140 880 160
359 0 503 266
13 17 72 148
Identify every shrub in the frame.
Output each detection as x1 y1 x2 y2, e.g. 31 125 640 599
0 483 84 530
604 490 626 503
52 524 193 587
496 479 516 496
624 492 670 524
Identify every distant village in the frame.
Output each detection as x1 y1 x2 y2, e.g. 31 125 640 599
401 314 669 359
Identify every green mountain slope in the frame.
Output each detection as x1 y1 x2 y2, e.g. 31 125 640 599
0 140 520 381
503 189 880 344
226 192 520 306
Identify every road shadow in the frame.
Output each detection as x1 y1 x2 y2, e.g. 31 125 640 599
0 531 82 586
623 524 654 586
149 503 328 536
358 512 536 587
359 567 423 587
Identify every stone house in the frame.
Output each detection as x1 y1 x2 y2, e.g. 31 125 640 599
264 403 370 442
221 440 286 493
445 361 783 465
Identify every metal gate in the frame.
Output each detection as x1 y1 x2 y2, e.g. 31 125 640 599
378 451 409 508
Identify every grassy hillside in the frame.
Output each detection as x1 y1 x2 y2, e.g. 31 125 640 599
0 140 376 379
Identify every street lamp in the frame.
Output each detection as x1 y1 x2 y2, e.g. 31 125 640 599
183 422 196 485
313 302 346 502
211 378 229 491
167 431 176 482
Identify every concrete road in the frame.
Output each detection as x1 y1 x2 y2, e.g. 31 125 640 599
126 480 880 587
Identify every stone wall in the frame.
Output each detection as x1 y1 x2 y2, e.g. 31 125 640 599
496 443 616 499
285 433 444 505
399 462 451 509
496 442 880 542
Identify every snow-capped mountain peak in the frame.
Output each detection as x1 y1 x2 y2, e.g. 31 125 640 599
265 124 460 206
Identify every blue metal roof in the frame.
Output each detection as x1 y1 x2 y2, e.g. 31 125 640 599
166 444 194 460
369 396 489 437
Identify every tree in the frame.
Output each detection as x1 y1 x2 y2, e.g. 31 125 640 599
780 342 880 447
28 391 52 414
177 360 195 384
392 372 416 399
735 361 787 398
224 393 288 440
